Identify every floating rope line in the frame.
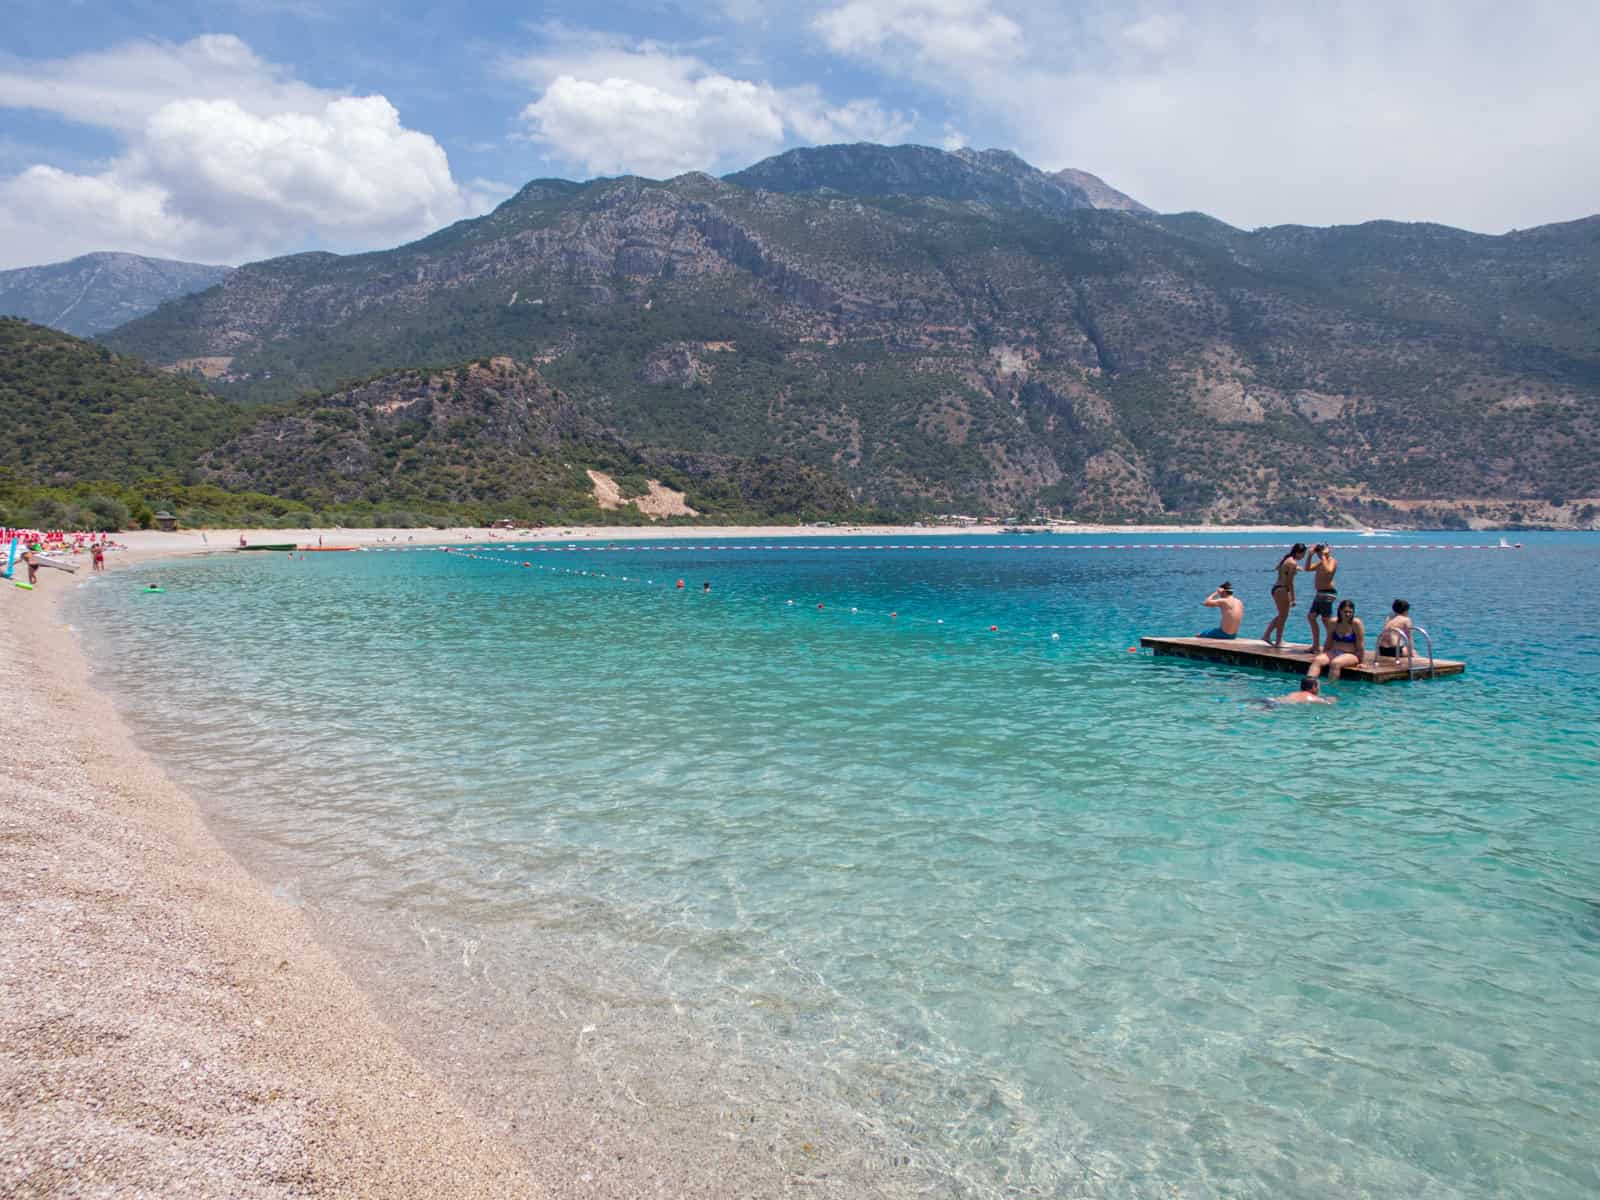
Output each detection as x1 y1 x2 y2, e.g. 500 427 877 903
432 536 1502 651
404 540 1521 555
436 545 1071 645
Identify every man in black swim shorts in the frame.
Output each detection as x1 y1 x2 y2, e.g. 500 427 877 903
1305 544 1338 654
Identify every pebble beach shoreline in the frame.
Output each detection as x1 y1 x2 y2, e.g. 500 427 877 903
1 539 537 1197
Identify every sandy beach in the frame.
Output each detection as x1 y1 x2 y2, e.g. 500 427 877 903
1 541 542 1197
1 519 1349 1196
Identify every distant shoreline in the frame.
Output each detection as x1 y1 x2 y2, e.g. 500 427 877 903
79 521 1581 561
93 521 1500 558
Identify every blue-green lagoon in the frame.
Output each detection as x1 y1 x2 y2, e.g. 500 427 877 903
73 533 1600 1197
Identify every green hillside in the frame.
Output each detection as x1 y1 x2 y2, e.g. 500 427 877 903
0 319 860 531
101 145 1600 522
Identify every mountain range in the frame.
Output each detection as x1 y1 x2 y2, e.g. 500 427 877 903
0 252 232 337
15 142 1600 526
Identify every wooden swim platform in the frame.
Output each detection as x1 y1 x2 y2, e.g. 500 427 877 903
1140 637 1464 682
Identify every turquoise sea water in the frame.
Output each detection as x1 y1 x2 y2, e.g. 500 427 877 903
74 533 1600 1197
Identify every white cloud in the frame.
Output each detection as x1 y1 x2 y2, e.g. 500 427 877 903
1118 12 1183 55
509 34 910 178
781 93 914 148
522 73 784 179
808 0 1600 233
814 0 1023 71
0 36 480 268
0 34 323 133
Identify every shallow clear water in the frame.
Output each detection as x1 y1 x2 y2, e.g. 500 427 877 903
75 534 1600 1197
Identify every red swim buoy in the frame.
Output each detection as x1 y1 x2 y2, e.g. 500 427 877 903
676 578 685 589
890 611 897 618
1128 646 1138 654
522 561 530 567
989 625 998 632
817 603 825 609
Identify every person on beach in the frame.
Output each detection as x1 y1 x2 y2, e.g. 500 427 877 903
1304 544 1339 654
1276 678 1335 705
1377 599 1414 658
91 543 105 572
22 549 39 586
1307 599 1364 680
1199 582 1243 639
1260 542 1308 648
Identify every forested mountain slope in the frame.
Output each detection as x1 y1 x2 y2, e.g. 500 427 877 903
0 319 852 528
102 145 1600 521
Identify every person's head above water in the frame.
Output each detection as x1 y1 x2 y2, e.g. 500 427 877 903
1392 598 1410 615
1300 678 1320 694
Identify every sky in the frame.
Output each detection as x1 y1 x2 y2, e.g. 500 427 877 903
1 0 1597 269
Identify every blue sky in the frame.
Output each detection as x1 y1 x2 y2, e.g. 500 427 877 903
2 0 1598 268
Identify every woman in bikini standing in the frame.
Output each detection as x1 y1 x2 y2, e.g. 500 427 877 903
1307 599 1365 680
1260 543 1307 649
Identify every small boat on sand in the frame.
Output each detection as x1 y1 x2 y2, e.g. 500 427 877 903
298 545 358 552
237 543 297 551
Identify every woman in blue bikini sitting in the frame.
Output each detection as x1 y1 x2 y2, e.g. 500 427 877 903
1306 599 1365 680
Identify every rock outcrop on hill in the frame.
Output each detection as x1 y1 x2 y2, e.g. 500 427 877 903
0 252 231 337
101 144 1600 522
1052 168 1151 214
198 355 850 521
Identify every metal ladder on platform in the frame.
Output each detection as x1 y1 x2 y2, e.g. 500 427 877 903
1397 626 1435 679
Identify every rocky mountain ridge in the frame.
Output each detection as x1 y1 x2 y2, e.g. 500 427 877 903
100 144 1600 523
723 143 1112 215
0 252 231 337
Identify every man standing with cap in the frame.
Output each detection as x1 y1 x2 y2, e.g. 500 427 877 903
1199 581 1243 639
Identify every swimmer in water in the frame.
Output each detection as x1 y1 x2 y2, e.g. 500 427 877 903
1275 678 1335 705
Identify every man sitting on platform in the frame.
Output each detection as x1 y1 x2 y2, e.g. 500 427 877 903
1199 582 1243 639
